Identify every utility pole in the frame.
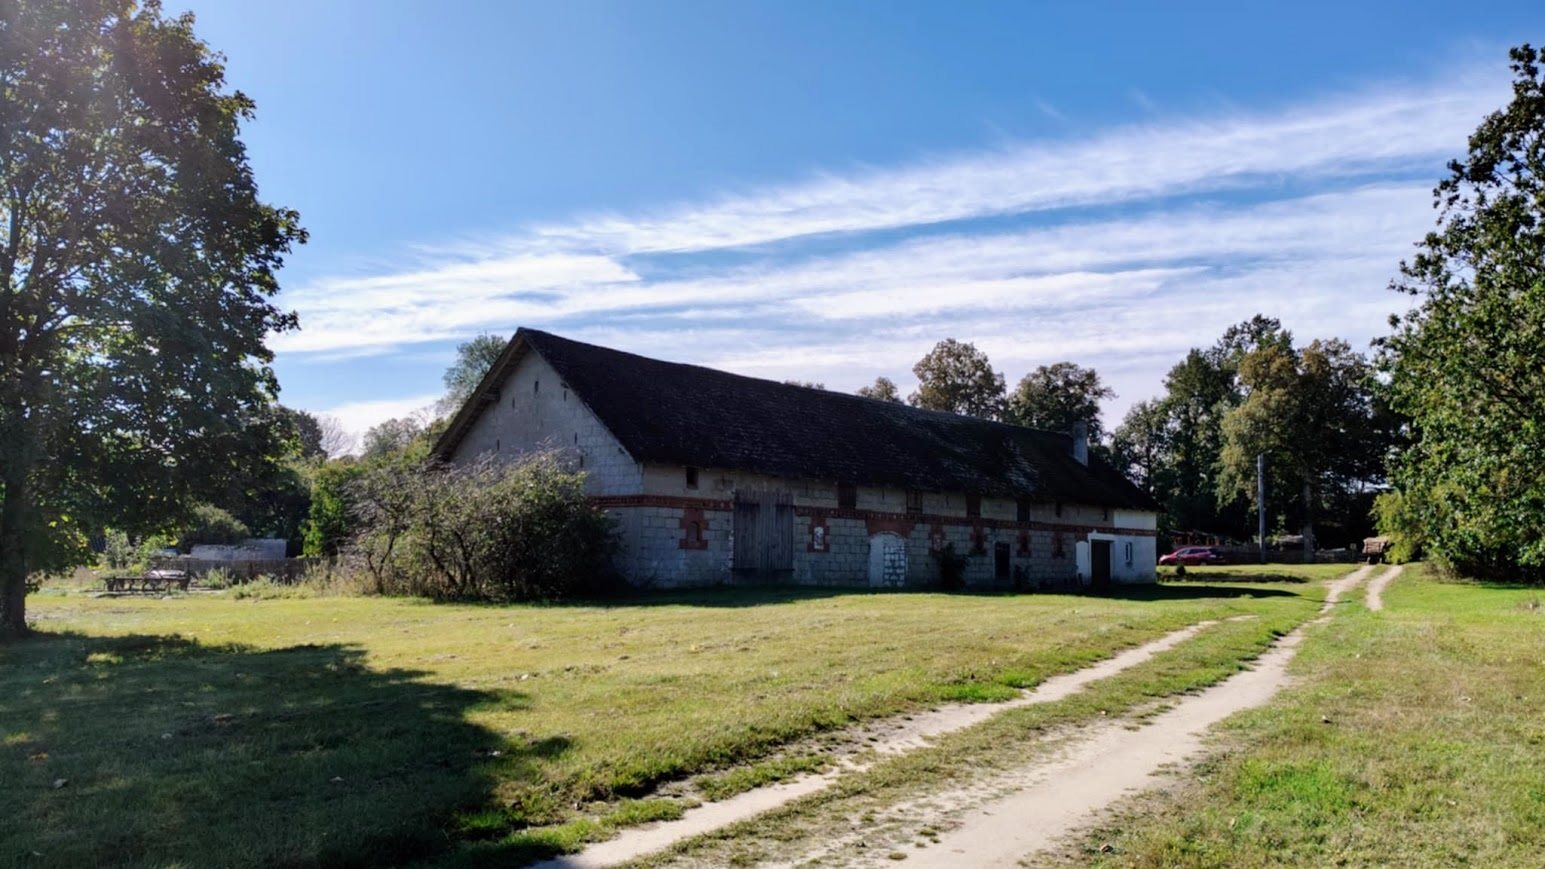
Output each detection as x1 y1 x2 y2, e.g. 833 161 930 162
1257 453 1267 564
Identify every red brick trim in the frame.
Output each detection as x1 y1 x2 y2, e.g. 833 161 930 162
865 514 917 537
583 495 1157 538
590 494 733 511
678 507 709 550
1017 529 1032 556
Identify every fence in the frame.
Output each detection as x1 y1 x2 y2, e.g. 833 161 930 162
151 556 310 582
1212 545 1363 565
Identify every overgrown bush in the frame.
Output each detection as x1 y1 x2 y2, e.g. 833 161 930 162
348 453 615 602
177 504 251 551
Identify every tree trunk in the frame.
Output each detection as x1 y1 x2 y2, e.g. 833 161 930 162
1301 479 1315 560
0 468 31 638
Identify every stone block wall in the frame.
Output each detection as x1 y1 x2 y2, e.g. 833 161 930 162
452 350 641 495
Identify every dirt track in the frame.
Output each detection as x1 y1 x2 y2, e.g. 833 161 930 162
535 619 1224 869
540 566 1376 868
1365 562 1403 611
867 564 1376 868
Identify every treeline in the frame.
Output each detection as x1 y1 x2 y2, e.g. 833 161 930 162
1371 46 1545 581
1109 318 1396 551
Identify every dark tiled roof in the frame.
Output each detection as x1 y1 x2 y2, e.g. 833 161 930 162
436 329 1159 510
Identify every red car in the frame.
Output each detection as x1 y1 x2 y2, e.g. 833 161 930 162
1159 546 1228 566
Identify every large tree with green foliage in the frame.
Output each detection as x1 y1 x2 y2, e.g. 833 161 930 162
0 0 303 635
908 339 1005 419
1218 338 1386 555
1004 361 1113 437
438 332 506 414
1110 317 1292 539
1379 45 1545 579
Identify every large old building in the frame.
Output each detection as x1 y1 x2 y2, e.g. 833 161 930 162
434 329 1161 589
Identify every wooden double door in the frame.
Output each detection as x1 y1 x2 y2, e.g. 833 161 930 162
732 490 794 582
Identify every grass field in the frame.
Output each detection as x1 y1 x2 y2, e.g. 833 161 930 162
4 572 1324 867
1062 565 1545 867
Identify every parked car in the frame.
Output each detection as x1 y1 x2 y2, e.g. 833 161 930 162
1159 546 1228 566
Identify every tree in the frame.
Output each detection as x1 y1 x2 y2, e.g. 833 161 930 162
1218 338 1385 555
0 1 304 636
316 414 355 458
908 339 1005 418
1109 317 1295 540
177 504 251 551
361 416 427 460
302 458 364 557
279 407 325 460
856 376 903 403
439 332 507 413
1110 399 1171 492
1004 362 1114 437
1380 45 1545 579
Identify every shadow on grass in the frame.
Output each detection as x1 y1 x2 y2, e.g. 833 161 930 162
0 631 558 868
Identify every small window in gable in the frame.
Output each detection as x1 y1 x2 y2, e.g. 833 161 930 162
837 482 858 510
1016 499 1030 523
966 493 981 518
685 466 700 490
533 379 540 394
1054 501 1063 517
906 490 923 513
1103 506 1111 522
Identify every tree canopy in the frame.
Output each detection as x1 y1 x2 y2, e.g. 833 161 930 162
1004 362 1113 437
856 376 903 403
1379 44 1545 580
0 0 304 635
908 339 1005 419
439 332 506 414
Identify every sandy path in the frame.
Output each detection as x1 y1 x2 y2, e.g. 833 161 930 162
532 618 1224 869
881 564 1375 868
1364 563 1403 611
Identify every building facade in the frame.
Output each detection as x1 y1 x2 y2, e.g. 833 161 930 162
436 330 1160 589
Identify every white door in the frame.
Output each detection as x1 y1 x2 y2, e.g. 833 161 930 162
867 533 907 587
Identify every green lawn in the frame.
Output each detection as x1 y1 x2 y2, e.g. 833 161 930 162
5 576 1323 866
1065 566 1545 867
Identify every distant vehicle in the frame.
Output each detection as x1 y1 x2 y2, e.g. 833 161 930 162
1159 546 1228 566
150 547 179 559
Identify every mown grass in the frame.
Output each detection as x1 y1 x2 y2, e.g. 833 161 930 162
7 575 1324 866
1062 565 1545 867
636 586 1322 867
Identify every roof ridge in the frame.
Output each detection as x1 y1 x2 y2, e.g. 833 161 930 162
518 328 1075 440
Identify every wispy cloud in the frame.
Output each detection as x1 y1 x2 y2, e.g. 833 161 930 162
276 64 1503 425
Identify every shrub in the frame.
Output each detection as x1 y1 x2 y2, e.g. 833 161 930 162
178 504 250 551
349 452 616 602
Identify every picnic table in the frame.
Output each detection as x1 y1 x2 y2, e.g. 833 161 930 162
103 569 191 593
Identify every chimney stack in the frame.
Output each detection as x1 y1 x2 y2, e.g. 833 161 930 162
1070 420 1089 466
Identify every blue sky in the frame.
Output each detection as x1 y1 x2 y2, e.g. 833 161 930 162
176 1 1545 445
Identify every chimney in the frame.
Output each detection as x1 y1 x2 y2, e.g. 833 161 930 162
1070 420 1089 466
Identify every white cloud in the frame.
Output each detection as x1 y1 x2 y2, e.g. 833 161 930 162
304 393 441 453
275 63 1503 425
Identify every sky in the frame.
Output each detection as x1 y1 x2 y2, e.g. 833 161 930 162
173 1 1545 445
